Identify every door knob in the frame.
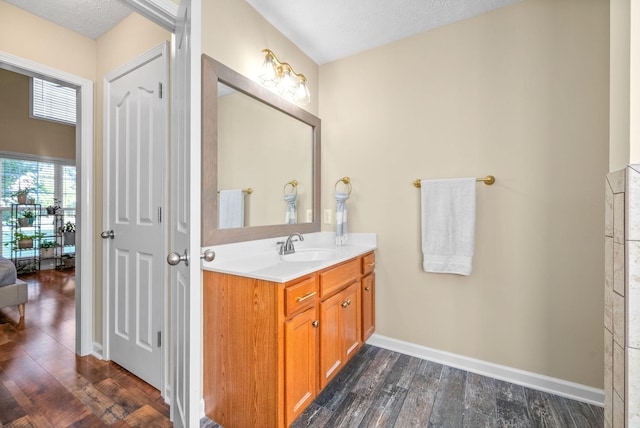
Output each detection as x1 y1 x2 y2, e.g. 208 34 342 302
167 249 189 266
201 249 215 262
101 230 115 239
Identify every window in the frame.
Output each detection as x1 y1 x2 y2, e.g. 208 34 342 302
1 153 76 258
31 77 77 125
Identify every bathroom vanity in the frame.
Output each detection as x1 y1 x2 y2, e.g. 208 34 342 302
200 56 374 427
201 233 376 428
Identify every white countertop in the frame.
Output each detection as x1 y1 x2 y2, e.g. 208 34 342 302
201 232 377 282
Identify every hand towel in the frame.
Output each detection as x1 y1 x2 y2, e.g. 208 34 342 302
335 191 349 246
219 189 244 229
421 178 476 275
284 192 297 224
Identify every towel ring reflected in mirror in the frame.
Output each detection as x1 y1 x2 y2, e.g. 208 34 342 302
284 180 298 195
335 176 352 195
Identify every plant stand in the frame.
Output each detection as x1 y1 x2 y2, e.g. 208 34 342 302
9 203 41 274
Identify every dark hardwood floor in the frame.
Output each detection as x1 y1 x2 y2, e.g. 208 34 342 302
0 269 171 427
288 344 605 428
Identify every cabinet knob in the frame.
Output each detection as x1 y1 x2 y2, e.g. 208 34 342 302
367 262 376 267
364 287 370 292
312 320 319 328
341 299 351 308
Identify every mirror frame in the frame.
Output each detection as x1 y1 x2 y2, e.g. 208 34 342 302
201 54 321 246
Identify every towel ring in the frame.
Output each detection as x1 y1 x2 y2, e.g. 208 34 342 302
284 180 298 195
335 176 352 195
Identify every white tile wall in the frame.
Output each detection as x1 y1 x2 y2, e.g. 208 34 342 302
629 241 640 349
629 348 640 427
605 329 613 427
604 166 640 427
605 237 614 332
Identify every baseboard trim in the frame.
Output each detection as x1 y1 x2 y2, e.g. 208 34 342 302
91 342 103 360
366 334 604 407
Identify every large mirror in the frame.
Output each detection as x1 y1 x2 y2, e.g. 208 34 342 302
202 55 321 246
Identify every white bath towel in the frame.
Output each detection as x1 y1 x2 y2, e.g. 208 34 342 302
421 178 476 275
219 189 244 229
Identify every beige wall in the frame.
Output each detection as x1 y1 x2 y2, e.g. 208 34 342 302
201 0 319 116
610 0 630 171
610 0 640 172
319 0 609 388
0 68 75 159
0 2 96 80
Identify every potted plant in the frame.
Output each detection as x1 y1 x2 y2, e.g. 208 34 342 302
39 240 58 258
46 198 61 215
62 221 76 246
12 187 31 204
61 253 75 268
12 232 36 249
20 209 36 226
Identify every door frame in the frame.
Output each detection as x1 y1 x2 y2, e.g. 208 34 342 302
0 51 94 357
102 41 170 396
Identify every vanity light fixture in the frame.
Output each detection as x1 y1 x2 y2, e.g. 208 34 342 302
259 49 311 105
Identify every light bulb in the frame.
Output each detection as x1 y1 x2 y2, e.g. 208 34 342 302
278 69 297 97
259 56 278 87
294 80 311 105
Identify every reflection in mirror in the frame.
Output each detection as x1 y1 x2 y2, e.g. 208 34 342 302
202 55 321 246
217 82 313 228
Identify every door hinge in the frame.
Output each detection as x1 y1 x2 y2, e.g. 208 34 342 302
159 82 163 99
157 331 162 347
158 207 162 223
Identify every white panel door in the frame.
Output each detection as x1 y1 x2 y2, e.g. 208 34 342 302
170 0 201 426
104 44 168 390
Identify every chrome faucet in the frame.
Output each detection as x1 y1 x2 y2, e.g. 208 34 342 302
278 233 304 255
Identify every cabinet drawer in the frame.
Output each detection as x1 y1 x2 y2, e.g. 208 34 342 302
285 277 317 317
319 258 360 298
362 252 375 275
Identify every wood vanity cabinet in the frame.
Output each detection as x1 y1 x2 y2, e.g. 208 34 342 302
361 252 376 341
203 251 375 428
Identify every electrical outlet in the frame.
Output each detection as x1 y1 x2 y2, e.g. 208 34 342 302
306 209 313 222
323 209 332 224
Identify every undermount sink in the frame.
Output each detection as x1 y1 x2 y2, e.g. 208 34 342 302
282 248 338 262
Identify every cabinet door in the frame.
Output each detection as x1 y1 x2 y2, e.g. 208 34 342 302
285 307 318 426
319 290 344 389
319 281 362 389
362 273 375 341
342 281 361 361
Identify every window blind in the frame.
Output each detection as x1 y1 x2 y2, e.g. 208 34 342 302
31 77 77 125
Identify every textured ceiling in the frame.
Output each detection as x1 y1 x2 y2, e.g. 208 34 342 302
5 0 522 63
246 0 523 64
4 0 131 40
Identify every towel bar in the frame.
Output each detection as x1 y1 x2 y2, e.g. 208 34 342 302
217 188 253 194
413 176 495 188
